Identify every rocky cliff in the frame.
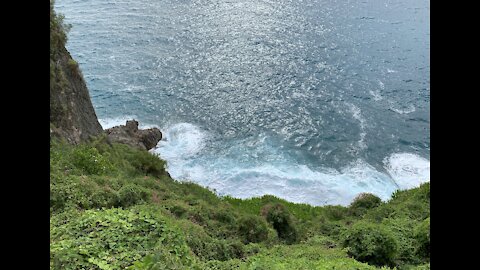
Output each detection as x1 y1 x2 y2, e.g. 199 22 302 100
50 3 103 144
49 4 162 150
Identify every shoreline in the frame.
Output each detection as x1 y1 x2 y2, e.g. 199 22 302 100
99 116 430 207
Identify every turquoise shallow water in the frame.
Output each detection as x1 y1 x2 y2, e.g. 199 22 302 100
56 0 430 205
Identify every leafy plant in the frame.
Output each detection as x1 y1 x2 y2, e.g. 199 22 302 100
50 207 188 270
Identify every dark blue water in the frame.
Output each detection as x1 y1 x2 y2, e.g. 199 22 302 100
56 0 430 205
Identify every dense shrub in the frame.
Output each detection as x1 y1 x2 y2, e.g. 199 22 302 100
318 221 347 241
71 145 112 175
91 186 119 208
50 175 100 211
381 218 418 266
323 205 348 221
363 204 396 222
179 182 219 204
118 184 150 207
202 243 383 270
238 216 269 244
349 193 382 216
414 217 430 260
213 209 236 224
169 204 188 218
341 221 398 267
261 203 298 244
385 183 430 221
129 150 166 177
304 235 338 248
179 221 245 261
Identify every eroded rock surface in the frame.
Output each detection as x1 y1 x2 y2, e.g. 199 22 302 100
105 120 162 150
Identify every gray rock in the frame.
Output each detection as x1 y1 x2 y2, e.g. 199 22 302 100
105 120 162 150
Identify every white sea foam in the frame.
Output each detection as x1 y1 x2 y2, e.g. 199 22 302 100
369 80 384 101
378 79 385 90
347 103 367 150
153 123 429 206
389 104 416 114
369 90 383 101
156 123 207 159
384 153 430 189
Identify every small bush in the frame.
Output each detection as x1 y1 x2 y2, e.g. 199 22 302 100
129 150 166 177
261 203 298 244
318 221 347 240
179 222 244 261
67 59 80 75
238 216 269 244
213 209 236 224
341 221 398 267
169 205 187 218
91 187 119 208
118 184 149 207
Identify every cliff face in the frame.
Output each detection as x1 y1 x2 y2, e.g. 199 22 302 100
50 4 103 144
50 4 162 150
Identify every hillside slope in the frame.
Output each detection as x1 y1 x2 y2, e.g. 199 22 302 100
50 140 430 270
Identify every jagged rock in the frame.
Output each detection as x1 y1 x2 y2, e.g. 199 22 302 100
105 120 162 150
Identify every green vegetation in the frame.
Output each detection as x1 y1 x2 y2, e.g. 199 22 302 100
261 203 298 244
50 0 71 58
50 138 430 269
341 221 398 267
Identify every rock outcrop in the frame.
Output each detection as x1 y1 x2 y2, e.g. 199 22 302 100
105 120 162 150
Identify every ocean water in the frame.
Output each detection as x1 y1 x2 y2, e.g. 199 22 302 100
56 0 430 206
